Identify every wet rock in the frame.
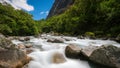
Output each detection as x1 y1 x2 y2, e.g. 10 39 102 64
17 43 34 54
0 35 30 68
0 33 5 38
18 37 30 42
64 38 71 41
63 37 71 41
24 37 30 41
115 34 120 43
18 37 25 42
0 37 16 49
77 35 84 39
52 52 66 64
81 45 120 68
25 44 33 48
17 44 26 49
65 44 81 58
0 49 30 68
47 38 64 43
81 46 99 58
22 64 28 68
26 48 34 54
89 45 120 68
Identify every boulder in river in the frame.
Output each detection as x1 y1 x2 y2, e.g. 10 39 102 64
18 37 30 42
47 38 64 43
17 44 26 49
88 45 120 68
25 44 33 48
81 46 99 58
65 43 120 68
52 52 66 64
65 44 81 58
0 35 30 68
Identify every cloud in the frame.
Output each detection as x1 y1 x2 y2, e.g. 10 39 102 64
0 0 34 11
40 12 45 15
40 11 49 15
46 11 49 15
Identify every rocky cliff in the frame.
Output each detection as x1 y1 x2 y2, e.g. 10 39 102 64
47 0 74 18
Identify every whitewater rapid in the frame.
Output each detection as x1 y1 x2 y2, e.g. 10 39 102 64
12 34 120 68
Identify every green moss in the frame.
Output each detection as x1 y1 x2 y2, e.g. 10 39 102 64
85 32 95 37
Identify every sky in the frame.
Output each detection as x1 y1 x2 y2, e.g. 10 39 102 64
27 0 55 20
0 0 55 20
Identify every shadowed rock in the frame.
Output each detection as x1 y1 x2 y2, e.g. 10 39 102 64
81 46 99 58
47 38 64 43
0 34 30 68
65 44 81 58
89 45 120 68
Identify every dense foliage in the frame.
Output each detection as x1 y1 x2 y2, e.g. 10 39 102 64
0 3 38 36
0 0 120 37
38 0 120 37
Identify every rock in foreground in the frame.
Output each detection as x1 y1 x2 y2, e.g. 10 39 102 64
52 52 66 64
81 46 99 58
89 45 120 68
65 44 120 68
65 44 81 58
0 34 30 68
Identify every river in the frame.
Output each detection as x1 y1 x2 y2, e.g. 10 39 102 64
12 34 120 68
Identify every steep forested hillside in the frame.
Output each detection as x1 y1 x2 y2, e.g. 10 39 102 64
0 3 38 36
38 0 120 37
0 0 120 37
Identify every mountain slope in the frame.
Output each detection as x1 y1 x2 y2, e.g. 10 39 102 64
47 0 74 18
40 0 120 37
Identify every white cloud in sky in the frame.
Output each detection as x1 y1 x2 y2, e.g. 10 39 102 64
46 11 49 15
40 12 45 15
40 11 49 15
0 0 34 11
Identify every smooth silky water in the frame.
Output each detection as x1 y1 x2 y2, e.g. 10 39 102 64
12 34 120 68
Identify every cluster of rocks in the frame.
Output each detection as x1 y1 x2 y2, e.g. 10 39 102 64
17 43 34 54
0 34 31 68
65 44 120 68
78 35 120 43
7 36 30 42
47 38 65 43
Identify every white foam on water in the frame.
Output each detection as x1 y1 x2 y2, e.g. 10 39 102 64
28 49 90 68
12 34 120 68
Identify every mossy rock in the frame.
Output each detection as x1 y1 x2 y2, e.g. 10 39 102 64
85 32 95 38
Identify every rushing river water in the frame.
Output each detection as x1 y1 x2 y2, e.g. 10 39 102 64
12 34 120 68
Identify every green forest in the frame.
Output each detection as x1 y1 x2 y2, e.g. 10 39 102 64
0 0 120 37
0 3 38 36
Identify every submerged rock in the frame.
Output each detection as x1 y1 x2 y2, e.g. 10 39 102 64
65 44 81 58
52 52 66 64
